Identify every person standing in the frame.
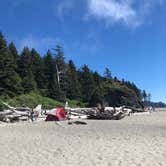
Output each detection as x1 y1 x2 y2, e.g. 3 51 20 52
30 109 35 122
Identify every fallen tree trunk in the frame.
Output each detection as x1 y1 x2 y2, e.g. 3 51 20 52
67 107 126 120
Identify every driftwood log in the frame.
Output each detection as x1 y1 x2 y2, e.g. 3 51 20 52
67 107 128 120
67 106 144 120
0 103 31 122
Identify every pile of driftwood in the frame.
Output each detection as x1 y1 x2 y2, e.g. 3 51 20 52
66 106 134 120
0 101 146 123
0 103 31 123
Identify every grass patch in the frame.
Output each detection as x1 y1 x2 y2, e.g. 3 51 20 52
0 92 86 110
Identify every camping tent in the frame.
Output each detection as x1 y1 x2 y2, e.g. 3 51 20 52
45 108 66 121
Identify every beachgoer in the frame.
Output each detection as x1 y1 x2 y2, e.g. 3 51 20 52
30 110 35 122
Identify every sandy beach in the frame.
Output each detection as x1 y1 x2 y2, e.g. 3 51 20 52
0 111 166 166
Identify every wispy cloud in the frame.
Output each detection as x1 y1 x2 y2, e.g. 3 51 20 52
86 0 164 28
17 36 58 53
53 0 75 18
87 0 139 27
52 0 164 28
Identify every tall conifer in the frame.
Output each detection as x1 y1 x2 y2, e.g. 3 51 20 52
18 47 36 93
66 60 81 100
0 32 22 97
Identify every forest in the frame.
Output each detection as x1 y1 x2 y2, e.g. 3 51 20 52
0 32 152 109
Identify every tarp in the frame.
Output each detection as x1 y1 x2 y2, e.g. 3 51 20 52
45 108 66 121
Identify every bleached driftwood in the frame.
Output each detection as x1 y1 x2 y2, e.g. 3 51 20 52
67 107 127 120
68 112 88 119
67 105 144 120
0 102 31 122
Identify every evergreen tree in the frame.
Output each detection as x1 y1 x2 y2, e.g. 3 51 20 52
142 90 147 102
121 78 125 85
93 71 103 86
18 47 36 93
125 82 142 100
104 68 112 81
66 60 81 100
53 45 67 100
79 65 95 102
113 76 118 82
30 48 45 89
147 93 151 102
0 32 22 97
53 45 66 71
89 71 104 106
0 32 6 49
43 50 62 100
8 42 19 66
0 32 147 108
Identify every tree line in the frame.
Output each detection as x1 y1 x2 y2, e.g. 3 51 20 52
0 32 150 108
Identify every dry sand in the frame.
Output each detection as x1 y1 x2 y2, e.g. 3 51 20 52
0 111 166 166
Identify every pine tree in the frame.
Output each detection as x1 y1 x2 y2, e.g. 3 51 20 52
66 60 81 100
18 47 36 93
104 68 112 81
30 48 45 89
142 90 147 102
113 76 118 82
53 45 67 100
43 50 61 99
8 42 19 66
0 32 145 108
93 71 103 86
0 32 6 49
0 32 23 97
79 65 95 102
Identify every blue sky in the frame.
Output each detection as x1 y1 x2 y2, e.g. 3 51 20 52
0 0 166 102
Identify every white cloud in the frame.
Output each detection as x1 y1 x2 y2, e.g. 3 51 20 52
18 36 58 52
87 0 139 27
86 0 164 28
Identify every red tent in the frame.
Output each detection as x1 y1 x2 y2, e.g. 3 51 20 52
46 108 66 121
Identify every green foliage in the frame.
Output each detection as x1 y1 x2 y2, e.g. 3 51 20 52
53 45 67 101
0 33 23 97
0 97 9 111
79 65 96 102
66 99 86 108
8 42 19 66
0 92 86 110
18 47 36 92
30 48 46 89
104 68 112 82
66 60 81 100
93 71 103 86
43 50 60 100
0 32 147 109
6 92 64 109
0 32 7 49
90 82 142 108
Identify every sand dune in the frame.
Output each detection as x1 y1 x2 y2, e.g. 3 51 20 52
0 111 166 166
